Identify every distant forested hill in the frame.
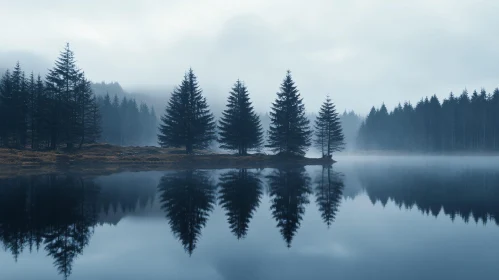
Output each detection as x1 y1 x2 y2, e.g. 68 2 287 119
91 82 171 113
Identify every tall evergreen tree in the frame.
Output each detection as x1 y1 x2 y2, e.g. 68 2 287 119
218 80 263 155
158 69 216 153
267 71 311 157
45 44 82 149
11 63 29 148
314 96 344 157
43 44 100 149
0 70 13 147
34 75 49 148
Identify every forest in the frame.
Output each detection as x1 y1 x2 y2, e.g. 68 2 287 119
357 90 499 152
0 45 346 157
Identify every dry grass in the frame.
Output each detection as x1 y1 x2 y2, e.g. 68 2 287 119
0 144 333 176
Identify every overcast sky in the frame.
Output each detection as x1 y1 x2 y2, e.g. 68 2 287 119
1 0 499 114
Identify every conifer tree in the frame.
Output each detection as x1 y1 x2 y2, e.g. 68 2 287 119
218 80 263 155
267 71 311 157
44 44 100 149
34 75 48 148
314 96 345 157
0 70 12 147
11 63 29 148
45 44 82 149
27 72 37 149
158 69 216 153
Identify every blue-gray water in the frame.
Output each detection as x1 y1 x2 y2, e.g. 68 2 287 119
1 156 499 280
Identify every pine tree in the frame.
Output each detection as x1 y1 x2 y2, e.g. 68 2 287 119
27 72 37 149
218 80 263 155
34 75 49 148
158 69 216 153
10 63 29 148
267 71 311 157
0 70 12 147
45 44 82 149
314 96 344 157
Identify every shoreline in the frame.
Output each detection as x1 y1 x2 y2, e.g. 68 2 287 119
0 144 334 176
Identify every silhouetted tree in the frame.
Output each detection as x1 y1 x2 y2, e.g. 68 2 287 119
314 96 344 156
315 167 344 227
218 169 263 239
158 170 215 255
267 71 312 156
218 80 263 155
158 69 216 153
267 167 311 247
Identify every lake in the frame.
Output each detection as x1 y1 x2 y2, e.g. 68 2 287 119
1 156 499 280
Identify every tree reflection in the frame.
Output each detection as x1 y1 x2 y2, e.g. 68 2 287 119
218 169 263 239
0 172 155 279
315 167 344 228
267 167 311 248
0 175 99 279
356 164 499 225
158 170 216 255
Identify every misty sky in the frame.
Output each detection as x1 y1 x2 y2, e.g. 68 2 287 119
1 0 499 114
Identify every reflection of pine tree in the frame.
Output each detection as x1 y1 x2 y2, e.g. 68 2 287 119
267 167 311 247
158 171 215 255
0 177 30 261
218 169 263 239
315 167 344 228
43 176 99 279
0 174 100 279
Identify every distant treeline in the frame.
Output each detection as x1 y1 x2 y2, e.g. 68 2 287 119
97 94 158 146
357 90 499 152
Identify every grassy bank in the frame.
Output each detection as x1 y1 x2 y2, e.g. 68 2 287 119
0 144 334 174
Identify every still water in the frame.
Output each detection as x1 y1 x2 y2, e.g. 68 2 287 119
1 156 499 280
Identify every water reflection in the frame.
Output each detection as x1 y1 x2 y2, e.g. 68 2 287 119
1 161 499 279
158 170 216 255
355 164 499 225
0 175 99 279
218 169 263 239
315 167 344 228
0 173 157 279
267 167 312 247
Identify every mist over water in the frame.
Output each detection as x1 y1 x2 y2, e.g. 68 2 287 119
1 156 499 280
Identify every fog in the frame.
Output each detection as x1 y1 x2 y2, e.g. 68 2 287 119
2 0 499 115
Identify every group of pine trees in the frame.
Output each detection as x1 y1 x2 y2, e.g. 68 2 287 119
97 94 157 146
0 44 101 149
357 89 499 152
158 69 345 156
